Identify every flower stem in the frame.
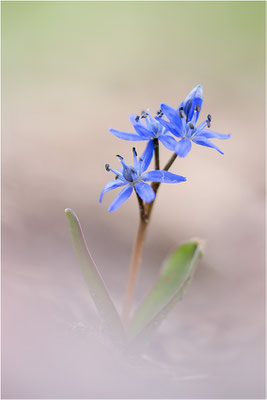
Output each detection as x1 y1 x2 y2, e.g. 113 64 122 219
153 138 160 170
122 216 148 326
163 152 177 172
146 152 177 219
122 151 177 326
135 188 148 223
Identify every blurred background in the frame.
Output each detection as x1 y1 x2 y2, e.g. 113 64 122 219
2 1 265 398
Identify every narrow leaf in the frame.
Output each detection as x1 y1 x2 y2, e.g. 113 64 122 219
128 240 203 346
65 208 125 344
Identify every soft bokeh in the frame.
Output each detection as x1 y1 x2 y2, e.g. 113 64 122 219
2 1 265 398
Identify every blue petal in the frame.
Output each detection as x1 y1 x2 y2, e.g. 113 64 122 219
155 117 182 137
193 136 224 154
184 85 203 104
109 129 145 141
160 103 185 134
175 138 192 157
135 181 155 203
129 114 152 138
142 170 186 183
160 103 181 125
190 109 199 125
197 130 231 140
187 96 203 122
140 140 154 173
108 185 133 212
158 134 177 151
99 179 126 203
145 109 159 133
183 85 203 121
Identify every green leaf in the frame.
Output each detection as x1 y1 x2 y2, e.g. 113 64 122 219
65 208 125 344
127 240 203 347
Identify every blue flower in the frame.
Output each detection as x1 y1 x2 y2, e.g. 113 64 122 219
100 148 187 212
109 109 177 161
156 86 230 157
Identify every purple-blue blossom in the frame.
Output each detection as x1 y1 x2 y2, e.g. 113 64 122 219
109 110 177 162
156 85 231 157
100 148 186 212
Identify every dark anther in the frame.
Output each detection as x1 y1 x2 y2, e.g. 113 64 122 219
133 147 137 156
179 107 184 118
156 109 164 118
139 157 143 163
116 154 123 160
207 121 211 128
105 163 110 171
207 114 212 121
141 110 148 119
115 175 119 180
195 104 200 112
135 115 140 121
189 122 195 130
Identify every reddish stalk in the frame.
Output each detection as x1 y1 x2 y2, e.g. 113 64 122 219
122 151 177 326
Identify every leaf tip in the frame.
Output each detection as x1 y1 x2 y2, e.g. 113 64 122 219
65 208 78 218
65 209 80 226
190 237 206 254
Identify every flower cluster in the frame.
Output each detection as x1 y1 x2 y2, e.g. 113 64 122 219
100 85 230 211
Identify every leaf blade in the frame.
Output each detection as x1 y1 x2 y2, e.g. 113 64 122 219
65 208 125 343
128 240 203 343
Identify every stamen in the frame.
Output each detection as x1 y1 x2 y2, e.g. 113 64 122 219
132 147 137 156
189 122 195 130
116 154 123 160
141 110 148 119
135 115 140 121
179 107 185 118
105 163 110 171
156 109 164 118
206 115 211 128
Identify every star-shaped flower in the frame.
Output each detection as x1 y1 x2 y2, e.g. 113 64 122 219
100 148 186 212
156 85 230 157
109 110 177 162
